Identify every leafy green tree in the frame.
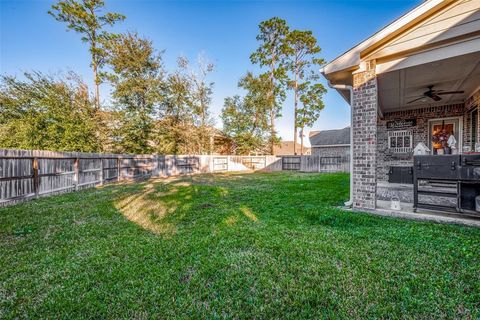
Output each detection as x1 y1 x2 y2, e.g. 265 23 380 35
104 32 164 153
0 72 100 152
284 29 325 154
178 55 215 154
221 73 270 155
298 83 326 152
49 0 125 110
222 96 265 155
155 65 194 155
250 17 289 154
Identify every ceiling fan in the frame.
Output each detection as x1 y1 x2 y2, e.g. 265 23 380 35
407 85 464 104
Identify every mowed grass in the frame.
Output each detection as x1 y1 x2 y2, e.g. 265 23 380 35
1 172 479 319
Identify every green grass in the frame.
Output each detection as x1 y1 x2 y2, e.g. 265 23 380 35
1 172 479 319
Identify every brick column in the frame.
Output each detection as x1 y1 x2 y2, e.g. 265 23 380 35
352 60 377 210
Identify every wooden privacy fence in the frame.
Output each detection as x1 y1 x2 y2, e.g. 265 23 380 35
282 155 350 173
0 150 163 207
301 155 350 173
282 156 301 171
0 149 349 207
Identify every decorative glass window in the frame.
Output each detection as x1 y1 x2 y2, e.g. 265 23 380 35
388 130 413 153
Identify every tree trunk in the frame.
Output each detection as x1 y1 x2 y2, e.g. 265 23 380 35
270 110 275 155
293 89 298 155
93 61 100 110
293 61 298 155
200 101 206 154
300 127 304 155
269 59 276 155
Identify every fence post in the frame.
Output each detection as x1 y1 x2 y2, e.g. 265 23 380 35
32 157 39 198
99 157 104 186
117 157 121 181
74 158 79 191
153 155 157 177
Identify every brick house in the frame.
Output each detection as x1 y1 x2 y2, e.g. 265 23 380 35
309 127 350 157
321 0 480 211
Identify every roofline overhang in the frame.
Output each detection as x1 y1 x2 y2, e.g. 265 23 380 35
311 144 351 148
322 0 455 77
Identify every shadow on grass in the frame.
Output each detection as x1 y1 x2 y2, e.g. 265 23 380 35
106 172 356 238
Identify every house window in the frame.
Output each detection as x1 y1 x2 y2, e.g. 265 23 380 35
472 108 478 149
388 130 412 153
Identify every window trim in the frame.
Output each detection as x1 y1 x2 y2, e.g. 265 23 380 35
388 130 413 153
427 116 463 154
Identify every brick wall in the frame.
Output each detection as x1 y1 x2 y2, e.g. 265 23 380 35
311 146 350 157
465 88 480 147
352 61 377 210
376 88 480 182
350 70 479 208
376 104 466 181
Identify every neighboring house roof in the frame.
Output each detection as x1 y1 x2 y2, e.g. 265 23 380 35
273 141 310 155
309 127 350 147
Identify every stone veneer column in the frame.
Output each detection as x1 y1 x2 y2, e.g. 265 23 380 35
352 60 377 210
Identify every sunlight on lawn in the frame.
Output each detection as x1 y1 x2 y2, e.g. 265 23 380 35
224 215 239 226
114 183 177 236
223 207 258 227
240 207 258 222
114 175 245 234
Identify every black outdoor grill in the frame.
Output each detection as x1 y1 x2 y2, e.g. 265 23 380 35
413 154 480 215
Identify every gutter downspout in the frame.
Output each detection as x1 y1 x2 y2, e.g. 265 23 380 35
327 81 354 208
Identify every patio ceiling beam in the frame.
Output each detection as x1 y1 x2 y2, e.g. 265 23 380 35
375 36 480 75
449 57 480 103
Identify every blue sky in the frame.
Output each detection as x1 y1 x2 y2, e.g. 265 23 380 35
0 0 420 145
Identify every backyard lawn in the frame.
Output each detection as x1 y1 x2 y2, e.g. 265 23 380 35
1 172 479 319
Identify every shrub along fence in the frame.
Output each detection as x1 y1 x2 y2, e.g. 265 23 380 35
0 149 349 207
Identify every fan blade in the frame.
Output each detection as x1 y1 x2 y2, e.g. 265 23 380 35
437 91 464 95
407 97 425 104
431 94 442 101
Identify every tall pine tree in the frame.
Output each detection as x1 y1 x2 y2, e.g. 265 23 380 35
284 29 325 154
49 0 125 110
250 17 289 154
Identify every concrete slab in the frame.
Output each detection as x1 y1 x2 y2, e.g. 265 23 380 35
342 200 480 228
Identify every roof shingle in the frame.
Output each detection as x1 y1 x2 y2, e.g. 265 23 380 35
309 127 350 146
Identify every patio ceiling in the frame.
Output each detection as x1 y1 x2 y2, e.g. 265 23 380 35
377 51 480 113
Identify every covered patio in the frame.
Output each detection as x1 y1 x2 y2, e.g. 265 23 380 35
322 0 480 217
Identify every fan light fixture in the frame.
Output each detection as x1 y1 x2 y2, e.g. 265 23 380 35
407 85 464 104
